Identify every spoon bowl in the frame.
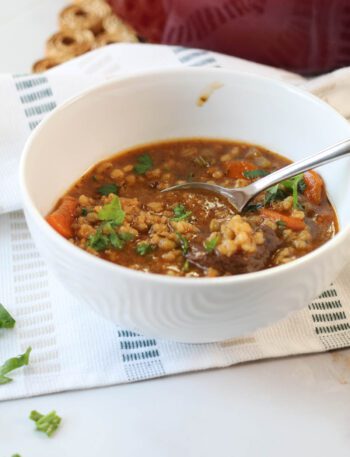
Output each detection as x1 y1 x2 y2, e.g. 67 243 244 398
162 139 350 212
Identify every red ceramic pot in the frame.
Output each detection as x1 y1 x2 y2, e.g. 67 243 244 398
109 0 350 75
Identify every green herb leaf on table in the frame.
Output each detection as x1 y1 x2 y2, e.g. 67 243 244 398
0 347 31 385
136 243 154 256
133 154 153 175
30 410 61 437
204 236 219 253
176 232 189 255
243 169 269 179
98 196 125 225
97 183 119 196
0 303 16 329
171 204 192 222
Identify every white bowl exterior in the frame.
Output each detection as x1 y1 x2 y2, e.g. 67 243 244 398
21 68 350 342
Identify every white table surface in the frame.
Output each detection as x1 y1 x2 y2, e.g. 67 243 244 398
2 2 350 456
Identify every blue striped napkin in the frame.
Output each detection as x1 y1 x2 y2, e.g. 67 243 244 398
1 43 350 401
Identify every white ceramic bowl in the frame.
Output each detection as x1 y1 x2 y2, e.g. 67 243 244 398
20 68 350 343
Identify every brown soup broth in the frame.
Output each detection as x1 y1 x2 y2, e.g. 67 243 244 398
47 139 337 277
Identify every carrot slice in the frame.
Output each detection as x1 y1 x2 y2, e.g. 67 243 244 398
260 208 306 231
304 170 324 205
226 161 256 179
46 196 78 238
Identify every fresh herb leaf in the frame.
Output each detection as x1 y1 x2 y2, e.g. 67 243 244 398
109 232 124 250
87 231 110 251
0 347 31 385
264 184 286 206
0 303 15 329
276 220 286 230
136 243 154 256
176 232 189 255
98 196 125 225
292 175 304 208
243 169 269 179
119 232 134 241
101 221 117 234
30 410 61 437
133 154 153 175
97 183 119 196
282 174 305 208
171 204 192 222
244 202 263 213
193 155 210 167
264 174 306 208
12 454 21 457
298 177 306 194
81 207 88 216
182 259 190 272
204 236 219 253
88 225 133 252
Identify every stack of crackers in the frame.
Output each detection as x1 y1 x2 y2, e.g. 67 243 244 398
33 0 139 72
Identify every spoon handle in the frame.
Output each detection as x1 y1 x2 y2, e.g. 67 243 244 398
250 138 350 194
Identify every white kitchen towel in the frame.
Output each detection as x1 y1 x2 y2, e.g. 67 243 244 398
1 43 350 401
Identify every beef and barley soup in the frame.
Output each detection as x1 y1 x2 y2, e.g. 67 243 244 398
47 139 337 277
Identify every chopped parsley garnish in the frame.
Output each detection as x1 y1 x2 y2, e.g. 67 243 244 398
204 236 219 253
282 174 305 208
243 169 269 179
136 243 154 256
176 232 189 255
244 202 263 213
87 231 110 251
171 204 192 222
97 183 119 196
133 154 153 175
182 259 190 272
98 196 125 225
193 155 210 167
88 228 133 252
276 220 287 230
30 410 61 437
119 232 134 241
0 303 15 329
101 221 118 234
0 347 31 385
81 207 88 216
264 184 286 206
264 174 306 208
109 232 124 250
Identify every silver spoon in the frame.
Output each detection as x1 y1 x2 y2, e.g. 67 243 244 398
161 139 350 212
